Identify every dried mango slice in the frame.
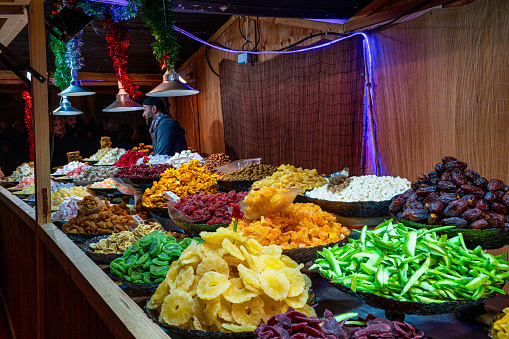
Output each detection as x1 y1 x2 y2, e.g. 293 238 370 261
196 272 231 300
196 256 229 278
223 278 258 303
231 296 264 327
259 269 290 301
160 290 194 326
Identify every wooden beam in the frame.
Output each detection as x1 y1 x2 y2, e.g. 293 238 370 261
0 8 27 45
28 0 50 225
344 0 449 32
268 17 344 33
178 15 238 72
348 0 393 21
0 5 25 15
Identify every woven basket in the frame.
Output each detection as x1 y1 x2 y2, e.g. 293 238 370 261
82 235 122 263
217 180 254 193
282 239 346 264
174 221 230 236
305 196 391 218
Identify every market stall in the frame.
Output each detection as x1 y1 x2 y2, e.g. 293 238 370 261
0 0 508 339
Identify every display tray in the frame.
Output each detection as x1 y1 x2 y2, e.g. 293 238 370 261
0 179 19 184
63 231 112 243
82 235 122 263
282 239 347 264
147 207 170 219
73 179 96 186
83 159 99 165
217 180 254 193
173 221 230 236
396 217 509 250
305 196 391 218
12 191 31 196
89 187 118 193
114 177 160 185
119 279 159 294
6 187 21 191
317 270 495 316
53 176 74 182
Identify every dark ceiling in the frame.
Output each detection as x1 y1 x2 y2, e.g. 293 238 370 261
2 1 373 75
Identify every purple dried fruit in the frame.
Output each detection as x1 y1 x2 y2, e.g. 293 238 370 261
443 199 469 217
470 219 489 230
451 169 467 186
473 177 488 188
485 191 503 203
441 217 468 228
476 199 489 212
463 169 480 181
487 179 505 191
427 201 444 214
491 202 508 215
441 171 452 181
434 163 446 174
389 195 406 214
438 180 457 192
460 208 482 223
442 156 457 164
445 161 468 170
439 192 459 205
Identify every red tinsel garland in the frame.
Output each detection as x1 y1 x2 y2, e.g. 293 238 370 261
103 17 143 100
22 91 34 161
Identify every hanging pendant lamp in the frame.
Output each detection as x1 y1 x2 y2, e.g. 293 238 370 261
58 68 95 97
53 96 83 115
103 81 144 112
146 68 199 97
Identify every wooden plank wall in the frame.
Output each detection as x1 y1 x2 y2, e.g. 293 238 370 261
176 17 343 155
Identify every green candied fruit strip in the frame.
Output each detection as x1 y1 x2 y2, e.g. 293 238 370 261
136 253 150 266
150 265 169 276
110 258 126 273
149 237 163 257
124 253 139 270
110 267 123 279
152 258 168 266
142 258 153 270
123 275 132 282
153 277 164 284
122 248 133 258
162 243 180 254
130 269 144 281
143 272 153 284
139 248 145 256
158 252 172 261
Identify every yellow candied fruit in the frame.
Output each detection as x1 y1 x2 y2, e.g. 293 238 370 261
142 160 221 209
251 164 327 194
243 187 295 219
231 203 349 249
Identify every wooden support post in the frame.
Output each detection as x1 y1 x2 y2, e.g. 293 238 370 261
28 0 50 223
364 50 381 176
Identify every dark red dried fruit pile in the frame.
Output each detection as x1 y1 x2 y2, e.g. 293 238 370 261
254 308 424 339
172 191 248 224
113 150 146 167
114 164 173 178
390 156 509 229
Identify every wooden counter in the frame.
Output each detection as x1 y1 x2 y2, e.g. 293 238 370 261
0 187 168 338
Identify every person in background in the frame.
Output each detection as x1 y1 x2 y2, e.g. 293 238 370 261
51 116 69 168
64 115 81 154
132 123 152 147
115 123 135 150
142 97 187 155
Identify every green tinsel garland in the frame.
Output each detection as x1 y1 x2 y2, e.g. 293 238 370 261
49 34 72 90
141 0 180 70
77 0 141 22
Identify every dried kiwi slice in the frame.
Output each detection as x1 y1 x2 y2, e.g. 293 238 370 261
142 258 153 270
152 258 168 266
150 265 169 276
149 237 163 256
153 277 164 284
157 252 172 261
136 253 150 266
143 272 154 284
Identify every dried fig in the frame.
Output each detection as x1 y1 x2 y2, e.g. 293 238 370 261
443 198 469 217
470 219 489 230
487 179 505 191
476 199 489 212
460 208 482 223
438 180 457 192
434 163 446 174
442 156 457 164
491 202 508 215
473 177 488 188
451 169 467 186
485 191 503 203
440 217 468 228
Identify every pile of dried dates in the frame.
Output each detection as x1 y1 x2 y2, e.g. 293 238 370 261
389 156 509 229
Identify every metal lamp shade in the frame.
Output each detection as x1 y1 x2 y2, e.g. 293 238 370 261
53 96 83 115
103 83 144 112
146 70 199 97
58 69 95 97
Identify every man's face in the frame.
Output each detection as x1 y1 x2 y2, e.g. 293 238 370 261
142 105 156 122
66 116 77 129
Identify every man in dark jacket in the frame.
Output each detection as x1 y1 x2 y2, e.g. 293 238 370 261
142 97 188 155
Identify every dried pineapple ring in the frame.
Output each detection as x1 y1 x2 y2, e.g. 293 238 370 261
192 316 207 331
246 239 263 254
281 267 305 297
303 274 312 290
260 295 286 321
259 269 290 301
222 238 244 260
222 323 257 333
201 228 245 245
148 280 170 310
223 278 258 303
254 255 286 271
238 264 261 289
171 266 195 292
222 254 245 267
165 262 181 282
198 243 226 259
196 256 229 278
197 272 231 300
284 289 308 309
180 255 201 266
295 304 317 318
194 297 221 327
217 296 233 322
179 241 199 262
280 255 299 269
160 290 194 326
261 245 282 258
231 296 265 327
240 246 258 272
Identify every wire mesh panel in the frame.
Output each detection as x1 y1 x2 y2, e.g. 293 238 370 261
219 36 366 175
